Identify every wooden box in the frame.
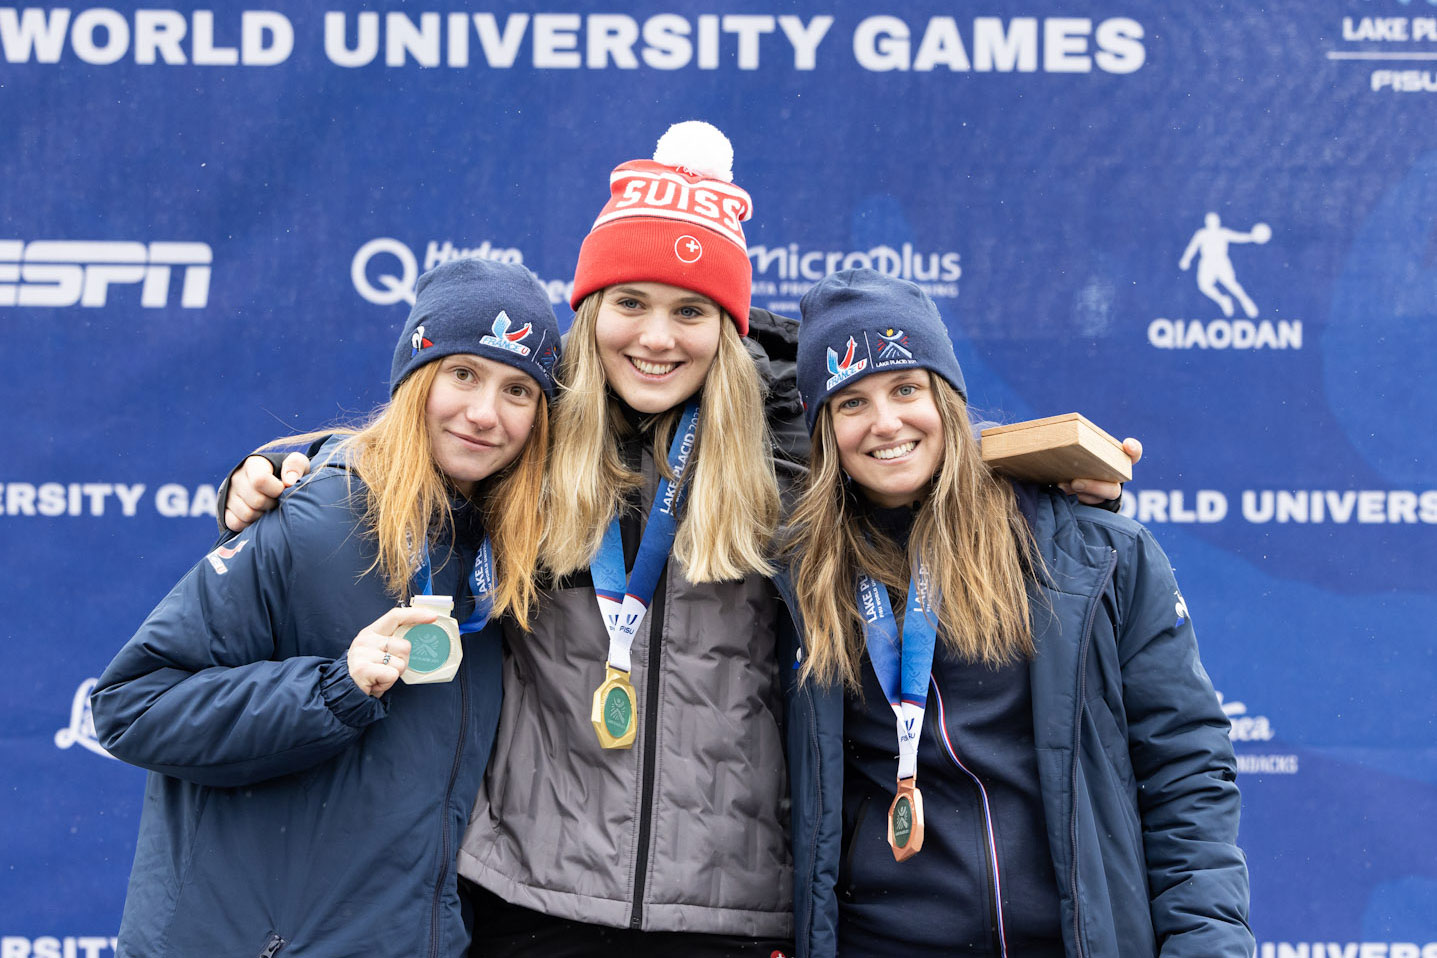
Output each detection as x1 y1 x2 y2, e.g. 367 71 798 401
980 413 1132 484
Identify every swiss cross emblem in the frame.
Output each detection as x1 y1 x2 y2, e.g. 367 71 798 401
675 234 703 264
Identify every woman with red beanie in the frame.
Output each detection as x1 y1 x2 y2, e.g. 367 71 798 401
219 123 1136 958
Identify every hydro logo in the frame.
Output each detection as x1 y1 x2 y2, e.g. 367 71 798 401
351 237 571 307
0 240 212 308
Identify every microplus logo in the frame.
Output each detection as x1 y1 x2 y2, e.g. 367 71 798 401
749 243 961 285
0 240 212 308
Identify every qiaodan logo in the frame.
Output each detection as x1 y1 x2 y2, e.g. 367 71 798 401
1147 212 1302 351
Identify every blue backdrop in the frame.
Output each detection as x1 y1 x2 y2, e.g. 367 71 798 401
4 2 1435 954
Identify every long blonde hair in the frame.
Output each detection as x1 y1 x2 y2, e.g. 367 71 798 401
542 291 780 582
261 362 549 630
786 374 1036 690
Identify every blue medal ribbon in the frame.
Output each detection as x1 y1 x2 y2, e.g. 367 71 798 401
591 400 700 673
858 561 940 780
413 535 495 634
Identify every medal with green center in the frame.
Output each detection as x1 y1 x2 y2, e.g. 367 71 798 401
591 665 637 749
887 778 926 861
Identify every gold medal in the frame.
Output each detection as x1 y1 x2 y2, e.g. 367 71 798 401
591 665 637 749
887 777 925 861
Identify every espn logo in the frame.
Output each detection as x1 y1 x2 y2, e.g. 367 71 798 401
0 240 212 308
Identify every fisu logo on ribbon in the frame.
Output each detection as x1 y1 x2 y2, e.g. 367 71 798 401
597 592 651 657
480 310 533 356
826 335 869 389
605 607 643 637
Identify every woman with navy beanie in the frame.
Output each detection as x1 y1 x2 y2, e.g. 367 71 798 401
780 268 1252 957
214 127 1142 958
90 258 561 958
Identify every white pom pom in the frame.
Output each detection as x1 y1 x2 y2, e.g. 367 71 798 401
653 120 734 183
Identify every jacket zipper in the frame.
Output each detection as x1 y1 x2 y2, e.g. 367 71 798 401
430 572 473 958
628 559 669 930
1068 548 1117 958
838 794 870 902
801 682 822 954
929 680 1007 957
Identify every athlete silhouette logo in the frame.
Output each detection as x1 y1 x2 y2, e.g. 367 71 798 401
1179 213 1271 319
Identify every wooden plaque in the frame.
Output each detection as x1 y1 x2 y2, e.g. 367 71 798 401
980 413 1132 484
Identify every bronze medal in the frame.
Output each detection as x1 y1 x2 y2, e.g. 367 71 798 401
591 665 638 749
887 777 925 861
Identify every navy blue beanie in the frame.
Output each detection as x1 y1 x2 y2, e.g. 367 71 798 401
797 269 967 432
390 258 562 398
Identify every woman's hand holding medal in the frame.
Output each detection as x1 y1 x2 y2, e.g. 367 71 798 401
346 606 435 697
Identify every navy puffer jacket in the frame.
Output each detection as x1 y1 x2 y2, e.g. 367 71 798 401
778 486 1252 958
91 453 503 958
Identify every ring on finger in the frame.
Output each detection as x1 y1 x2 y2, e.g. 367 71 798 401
381 652 392 665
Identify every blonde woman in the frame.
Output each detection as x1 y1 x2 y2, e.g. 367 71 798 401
89 259 560 958
220 125 1136 958
781 269 1251 958
452 121 799 958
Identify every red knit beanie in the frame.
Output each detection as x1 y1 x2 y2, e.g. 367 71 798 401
570 121 753 334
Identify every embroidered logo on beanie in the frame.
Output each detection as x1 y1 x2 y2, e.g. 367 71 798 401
675 234 704 264
479 311 533 356
798 269 968 432
825 336 869 389
877 327 914 361
600 161 749 251
390 258 563 399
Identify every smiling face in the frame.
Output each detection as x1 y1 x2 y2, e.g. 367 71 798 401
594 282 723 413
424 354 541 495
828 369 945 508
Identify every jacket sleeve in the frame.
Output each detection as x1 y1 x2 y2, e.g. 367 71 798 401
93 498 386 788
1115 526 1253 958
